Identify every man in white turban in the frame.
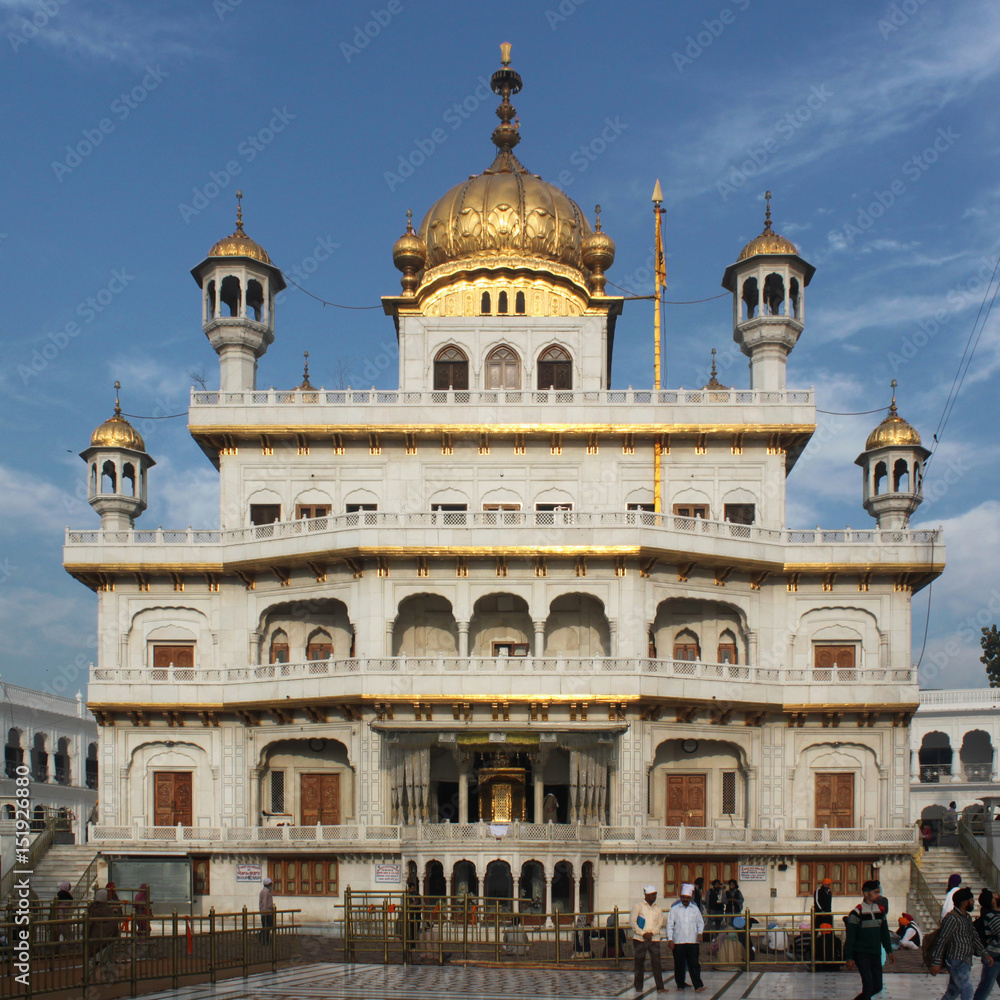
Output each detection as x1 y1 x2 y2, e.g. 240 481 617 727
667 883 706 992
631 884 666 993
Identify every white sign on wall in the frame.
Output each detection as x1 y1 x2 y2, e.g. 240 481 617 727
236 864 262 882
738 865 767 881
375 864 401 884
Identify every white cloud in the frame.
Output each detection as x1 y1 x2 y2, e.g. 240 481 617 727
0 463 88 537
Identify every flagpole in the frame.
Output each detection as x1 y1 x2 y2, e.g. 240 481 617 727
652 180 665 512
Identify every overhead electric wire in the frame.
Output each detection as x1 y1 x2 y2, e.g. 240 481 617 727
276 267 382 309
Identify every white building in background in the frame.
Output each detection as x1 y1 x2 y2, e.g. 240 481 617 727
0 681 99 845
63 49 942 920
912 688 1000 828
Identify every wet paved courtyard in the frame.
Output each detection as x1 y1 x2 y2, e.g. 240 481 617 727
127 961 953 1000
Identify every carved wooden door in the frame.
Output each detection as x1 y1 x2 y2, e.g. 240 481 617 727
665 774 706 827
300 773 341 826
815 772 854 828
153 771 192 826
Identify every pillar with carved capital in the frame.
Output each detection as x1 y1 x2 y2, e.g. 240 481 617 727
249 631 261 665
747 630 758 666
534 770 544 822
459 766 469 824
385 623 394 657
533 621 546 657
608 619 617 656
457 621 470 658
249 766 262 826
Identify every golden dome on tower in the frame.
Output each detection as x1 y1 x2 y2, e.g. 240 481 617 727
415 46 597 277
737 191 798 261
864 384 922 450
90 388 146 451
207 191 272 264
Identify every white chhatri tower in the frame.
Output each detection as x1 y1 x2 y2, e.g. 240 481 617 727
79 383 154 530
856 382 931 530
190 192 286 392
721 193 815 392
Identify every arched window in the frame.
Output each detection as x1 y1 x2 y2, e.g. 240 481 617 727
717 630 738 665
122 463 136 497
246 279 264 321
206 280 216 320
480 291 491 315
537 346 572 390
434 346 469 390
85 742 98 790
5 728 23 779
220 275 242 317
269 630 289 664
306 628 333 661
485 346 521 389
763 272 785 315
498 290 509 314
789 277 800 318
893 458 909 492
873 461 887 496
741 277 759 320
101 460 116 494
55 737 71 785
30 733 48 784
515 290 526 314
2 804 14 819
673 629 701 661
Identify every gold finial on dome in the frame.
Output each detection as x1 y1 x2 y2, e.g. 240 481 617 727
392 208 427 296
736 190 798 261
864 378 922 450
208 190 272 263
90 380 146 451
295 351 315 390
703 348 725 389
490 42 522 153
581 203 615 294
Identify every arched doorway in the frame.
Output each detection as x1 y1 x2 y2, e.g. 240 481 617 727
580 862 595 914
485 346 521 389
960 730 993 782
552 860 574 914
485 860 513 910
919 732 952 782
424 860 446 899
452 860 478 901
518 860 545 916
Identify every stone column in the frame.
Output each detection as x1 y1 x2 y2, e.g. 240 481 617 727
534 771 544 823
457 622 470 658
249 630 261 665
608 619 617 657
747 630 758 667
459 767 469 824
249 767 261 826
533 621 547 657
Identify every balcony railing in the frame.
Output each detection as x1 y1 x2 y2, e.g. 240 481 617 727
65 511 942 548
89 656 916 687
964 764 994 782
87 820 919 850
190 387 815 408
919 764 951 783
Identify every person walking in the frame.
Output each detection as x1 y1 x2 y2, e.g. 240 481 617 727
52 881 74 954
707 879 726 931
85 888 120 983
813 878 833 917
133 883 152 957
844 879 894 1000
973 891 1000 1000
259 876 275 945
930 887 993 1000
944 875 965 920
630 884 666 994
667 883 705 992
896 913 921 949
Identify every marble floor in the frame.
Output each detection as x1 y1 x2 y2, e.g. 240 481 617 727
127 962 950 1000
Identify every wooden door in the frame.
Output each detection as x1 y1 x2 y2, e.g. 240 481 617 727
814 645 855 676
815 772 854 828
154 772 192 826
665 774 706 827
152 645 194 669
300 773 341 826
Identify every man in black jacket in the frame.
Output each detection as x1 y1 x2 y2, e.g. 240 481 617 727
707 879 726 930
813 878 833 917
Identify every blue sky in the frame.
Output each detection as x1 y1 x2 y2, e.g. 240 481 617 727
1 0 997 693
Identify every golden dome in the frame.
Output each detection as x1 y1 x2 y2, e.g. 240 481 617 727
865 385 922 450
737 191 798 261
208 191 271 264
90 401 145 452
416 48 595 277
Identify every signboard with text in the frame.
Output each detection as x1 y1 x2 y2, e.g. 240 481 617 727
236 864 262 883
375 864 401 884
738 865 767 881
